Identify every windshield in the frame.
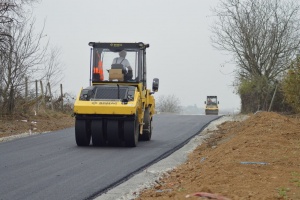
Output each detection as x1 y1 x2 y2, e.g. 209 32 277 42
207 97 217 105
91 48 141 83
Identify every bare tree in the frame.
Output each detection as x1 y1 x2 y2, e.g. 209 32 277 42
211 0 300 111
0 0 40 112
43 47 64 94
0 18 48 114
0 2 13 51
156 94 182 113
0 1 66 115
0 0 39 52
39 47 65 110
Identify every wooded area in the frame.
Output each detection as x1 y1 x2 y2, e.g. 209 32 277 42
211 0 300 113
0 1 70 116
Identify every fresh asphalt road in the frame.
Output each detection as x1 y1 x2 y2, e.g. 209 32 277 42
0 114 220 200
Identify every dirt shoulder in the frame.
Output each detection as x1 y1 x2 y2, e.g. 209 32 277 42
0 112 75 141
137 112 300 200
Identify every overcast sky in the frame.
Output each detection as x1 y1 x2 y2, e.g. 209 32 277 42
33 0 241 112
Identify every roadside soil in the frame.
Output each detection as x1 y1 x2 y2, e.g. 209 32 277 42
0 111 74 140
137 112 300 200
0 111 299 199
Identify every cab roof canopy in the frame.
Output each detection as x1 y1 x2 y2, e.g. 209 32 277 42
88 42 149 50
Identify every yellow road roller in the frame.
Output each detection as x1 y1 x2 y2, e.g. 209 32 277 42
73 42 159 147
205 96 219 115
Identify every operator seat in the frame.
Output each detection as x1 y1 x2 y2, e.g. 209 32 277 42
109 64 126 81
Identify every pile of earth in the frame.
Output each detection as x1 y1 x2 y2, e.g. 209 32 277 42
137 112 300 200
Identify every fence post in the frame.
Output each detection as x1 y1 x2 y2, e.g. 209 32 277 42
60 84 63 111
268 83 277 112
40 80 45 106
35 80 38 111
48 82 54 110
25 77 28 99
8 87 14 114
268 84 278 112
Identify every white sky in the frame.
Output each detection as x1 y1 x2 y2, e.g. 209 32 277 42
32 0 241 111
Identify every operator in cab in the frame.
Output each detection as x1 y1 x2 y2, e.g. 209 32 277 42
112 50 133 81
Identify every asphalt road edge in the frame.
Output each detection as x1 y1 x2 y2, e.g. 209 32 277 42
95 114 248 200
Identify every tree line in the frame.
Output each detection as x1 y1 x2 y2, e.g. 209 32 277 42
0 0 67 116
211 0 300 114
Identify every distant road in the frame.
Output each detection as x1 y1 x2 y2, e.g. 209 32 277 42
0 114 220 200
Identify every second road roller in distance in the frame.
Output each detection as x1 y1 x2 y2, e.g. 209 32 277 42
204 96 219 115
73 42 159 147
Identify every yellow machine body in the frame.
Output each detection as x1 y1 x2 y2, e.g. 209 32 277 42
73 42 159 147
74 83 155 122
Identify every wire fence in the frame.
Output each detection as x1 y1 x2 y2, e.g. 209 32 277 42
0 78 75 117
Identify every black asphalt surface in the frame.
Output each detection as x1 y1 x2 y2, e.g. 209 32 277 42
0 114 220 200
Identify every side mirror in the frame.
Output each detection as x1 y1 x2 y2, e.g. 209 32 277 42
204 101 206 104
218 101 219 104
152 78 159 92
